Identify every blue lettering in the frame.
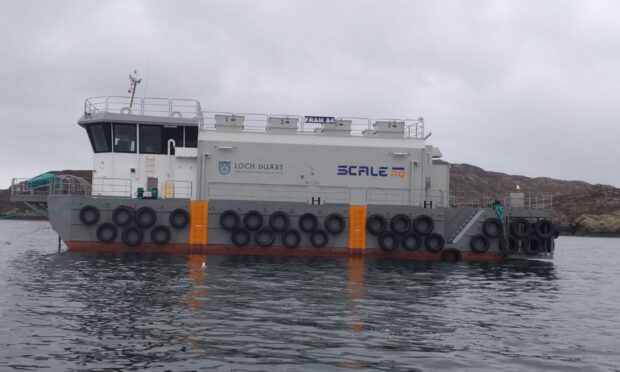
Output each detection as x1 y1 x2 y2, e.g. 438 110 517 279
358 166 369 176
348 165 357 176
370 166 379 177
337 165 347 175
379 167 388 177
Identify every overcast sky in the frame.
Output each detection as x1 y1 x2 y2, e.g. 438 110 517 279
1 0 619 188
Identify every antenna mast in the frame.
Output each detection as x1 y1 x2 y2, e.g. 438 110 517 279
128 69 142 110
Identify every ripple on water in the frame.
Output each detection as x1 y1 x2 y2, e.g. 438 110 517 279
0 221 619 371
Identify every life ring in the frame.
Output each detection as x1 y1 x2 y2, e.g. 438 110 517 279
282 229 301 249
413 215 434 235
425 233 445 252
231 227 251 247
401 232 422 251
135 207 157 228
324 213 346 234
121 226 144 247
112 205 134 227
169 208 189 228
441 248 462 263
510 218 530 239
482 218 502 238
534 219 554 239
299 213 318 233
269 211 290 232
469 234 489 253
255 228 276 247
96 223 117 243
390 214 411 234
79 205 100 225
524 237 543 255
310 229 329 248
366 214 387 235
220 210 240 230
378 231 399 252
151 225 171 245
243 210 263 231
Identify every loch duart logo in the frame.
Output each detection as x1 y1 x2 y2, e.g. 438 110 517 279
218 161 284 175
218 161 231 175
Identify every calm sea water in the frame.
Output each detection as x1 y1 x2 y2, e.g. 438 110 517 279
0 220 619 371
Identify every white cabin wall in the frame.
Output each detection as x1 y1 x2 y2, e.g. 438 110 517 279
91 152 197 199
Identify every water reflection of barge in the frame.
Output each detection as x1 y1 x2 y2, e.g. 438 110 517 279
11 94 558 262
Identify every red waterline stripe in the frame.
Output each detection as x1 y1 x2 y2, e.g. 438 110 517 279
64 241 505 262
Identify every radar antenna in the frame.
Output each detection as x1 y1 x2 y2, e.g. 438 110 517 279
128 69 142 109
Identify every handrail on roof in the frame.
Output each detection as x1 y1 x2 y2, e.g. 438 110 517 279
200 112 425 139
83 96 202 120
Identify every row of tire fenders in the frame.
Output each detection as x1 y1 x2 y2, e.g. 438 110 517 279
218 210 346 249
77 205 559 257
78 205 189 246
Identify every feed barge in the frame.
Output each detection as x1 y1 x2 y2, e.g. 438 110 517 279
12 96 558 262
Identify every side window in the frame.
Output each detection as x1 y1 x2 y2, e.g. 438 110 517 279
163 126 184 154
113 124 137 153
185 126 198 148
139 125 162 154
86 123 111 153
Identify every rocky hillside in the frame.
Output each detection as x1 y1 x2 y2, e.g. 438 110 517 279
449 163 620 236
1 166 619 235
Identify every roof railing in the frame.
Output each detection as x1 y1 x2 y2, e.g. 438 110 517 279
83 96 202 120
200 112 425 139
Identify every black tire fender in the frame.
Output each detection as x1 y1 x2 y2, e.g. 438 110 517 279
79 205 100 226
151 225 171 245
378 231 399 252
482 218 502 238
112 205 134 227
366 214 387 235
310 229 329 248
96 223 117 243
425 233 445 252
220 210 240 231
534 219 554 239
499 236 520 255
470 234 489 253
413 215 434 235
299 213 318 233
390 214 411 234
121 226 144 247
243 210 264 231
169 208 190 229
324 213 346 234
510 218 530 240
524 236 543 255
441 248 462 263
269 211 290 232
282 229 301 249
231 227 251 247
255 228 276 247
135 207 157 228
401 232 422 251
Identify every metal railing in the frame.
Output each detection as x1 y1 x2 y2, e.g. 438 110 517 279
449 191 553 210
84 96 203 120
91 177 132 198
10 175 92 202
163 180 193 199
200 112 425 139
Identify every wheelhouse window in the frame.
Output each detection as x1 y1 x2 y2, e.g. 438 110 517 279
185 126 198 148
139 125 184 154
86 123 111 153
139 125 162 154
113 124 136 153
